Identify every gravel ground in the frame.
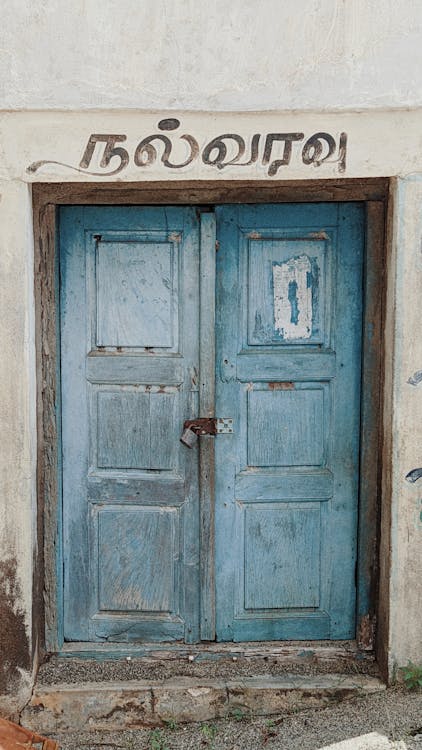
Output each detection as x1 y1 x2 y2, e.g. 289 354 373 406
50 687 422 750
38 656 379 684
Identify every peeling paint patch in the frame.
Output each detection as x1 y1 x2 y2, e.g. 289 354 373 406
268 382 295 390
307 231 328 240
273 255 313 340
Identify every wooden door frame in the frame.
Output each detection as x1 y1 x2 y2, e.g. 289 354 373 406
33 178 389 674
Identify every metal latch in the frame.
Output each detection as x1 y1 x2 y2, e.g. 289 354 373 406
180 417 234 448
216 418 234 434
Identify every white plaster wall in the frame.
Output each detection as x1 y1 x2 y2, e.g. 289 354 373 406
1 0 422 112
0 181 36 712
388 177 422 671
0 0 421 692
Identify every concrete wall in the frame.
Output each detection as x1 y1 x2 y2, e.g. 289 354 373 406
0 181 36 714
0 0 421 711
1 0 422 111
387 178 422 673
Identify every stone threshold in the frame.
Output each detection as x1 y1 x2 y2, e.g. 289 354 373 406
58 639 370 660
21 674 386 733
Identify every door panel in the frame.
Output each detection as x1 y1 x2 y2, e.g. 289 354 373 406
60 206 200 643
215 203 364 641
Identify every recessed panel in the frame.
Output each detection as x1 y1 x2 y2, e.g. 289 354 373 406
244 504 321 610
98 508 177 612
96 240 175 348
96 388 177 470
247 238 327 345
247 388 324 467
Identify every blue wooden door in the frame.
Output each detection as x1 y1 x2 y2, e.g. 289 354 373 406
60 206 201 643
60 202 364 645
215 203 364 640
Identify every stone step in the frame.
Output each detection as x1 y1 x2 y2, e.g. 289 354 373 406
21 674 386 732
35 644 380 685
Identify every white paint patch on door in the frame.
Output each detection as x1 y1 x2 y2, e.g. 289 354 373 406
273 255 313 340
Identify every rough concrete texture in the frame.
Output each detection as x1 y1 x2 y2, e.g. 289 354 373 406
21 674 385 733
22 683 154 733
1 1 422 111
42 687 422 750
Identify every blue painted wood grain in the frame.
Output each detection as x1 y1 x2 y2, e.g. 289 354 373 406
215 203 364 642
247 386 325 466
244 503 321 610
60 206 200 643
96 240 175 348
98 507 177 612
95 387 177 470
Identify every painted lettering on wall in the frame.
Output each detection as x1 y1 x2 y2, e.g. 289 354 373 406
405 469 422 527
27 119 348 177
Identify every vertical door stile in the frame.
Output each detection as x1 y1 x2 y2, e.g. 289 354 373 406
199 212 216 641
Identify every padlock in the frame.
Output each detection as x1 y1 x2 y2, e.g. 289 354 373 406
180 426 198 448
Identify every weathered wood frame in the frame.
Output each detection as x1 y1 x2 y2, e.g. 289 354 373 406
33 178 388 674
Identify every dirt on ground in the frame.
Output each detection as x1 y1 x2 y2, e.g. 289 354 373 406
37 655 379 685
49 686 422 750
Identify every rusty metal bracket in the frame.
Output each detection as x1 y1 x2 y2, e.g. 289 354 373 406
183 418 218 436
180 417 234 447
183 417 234 435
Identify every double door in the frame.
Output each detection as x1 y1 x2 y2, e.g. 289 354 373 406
60 203 364 643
